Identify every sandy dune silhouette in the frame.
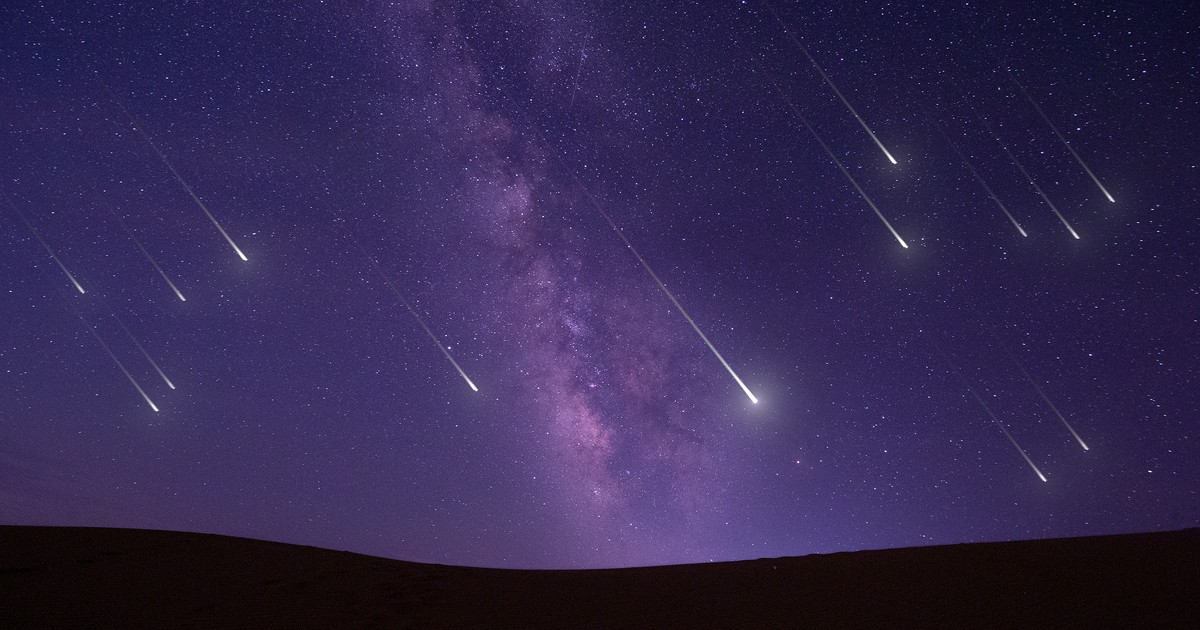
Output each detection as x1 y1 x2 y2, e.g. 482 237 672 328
1 526 1196 628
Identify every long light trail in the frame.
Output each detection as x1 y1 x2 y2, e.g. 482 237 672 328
936 124 1028 237
761 0 898 165
964 380 1047 482
1002 67 1115 203
347 234 478 392
564 170 759 404
6 193 86 294
68 305 159 412
106 202 187 301
944 355 1046 482
977 113 1081 240
1006 350 1089 451
96 75 249 261
110 310 176 390
760 67 909 249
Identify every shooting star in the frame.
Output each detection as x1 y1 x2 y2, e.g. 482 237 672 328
976 112 1080 240
1006 350 1088 450
760 66 909 249
1002 66 1115 203
935 123 1028 237
963 378 1047 482
5 193 86 294
96 75 249 261
105 202 187 302
347 234 478 392
109 310 175 390
67 303 159 412
562 167 759 404
569 45 587 110
761 0 898 165
943 354 1046 482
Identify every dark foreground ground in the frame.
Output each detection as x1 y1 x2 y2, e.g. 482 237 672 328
0 526 1196 628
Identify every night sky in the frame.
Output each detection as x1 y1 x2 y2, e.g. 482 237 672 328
2 1 1196 569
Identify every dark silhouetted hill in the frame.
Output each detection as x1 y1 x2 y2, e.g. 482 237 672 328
1 526 1196 628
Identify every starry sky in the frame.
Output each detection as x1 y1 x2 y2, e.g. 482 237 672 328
2 1 1196 569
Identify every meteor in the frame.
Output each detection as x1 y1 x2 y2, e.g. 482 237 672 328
945 358 1047 483
963 378 1047 482
761 0 898 165
346 234 478 392
109 310 175 390
6 193 86 294
563 169 759 404
96 75 249 261
106 202 187 302
1002 67 1115 203
976 113 1081 240
760 67 909 249
935 123 1028 237
1005 350 1089 451
934 343 1047 482
67 304 159 412
569 45 587 110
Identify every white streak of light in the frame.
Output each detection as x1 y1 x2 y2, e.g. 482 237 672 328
964 385 1046 482
1004 68 1115 203
109 206 187 301
348 236 478 392
939 127 1028 237
111 312 176 390
75 311 159 412
568 175 759 404
977 115 1080 240
762 1 897 165
999 143 1080 240
947 362 1046 483
97 76 248 261
1010 355 1089 451
762 74 909 248
8 195 87 294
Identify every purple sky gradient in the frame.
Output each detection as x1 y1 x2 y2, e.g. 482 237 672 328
2 0 1196 568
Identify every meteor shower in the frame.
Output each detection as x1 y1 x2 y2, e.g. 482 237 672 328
1 0 1196 572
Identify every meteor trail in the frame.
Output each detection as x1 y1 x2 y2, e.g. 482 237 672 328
936 345 1045 482
96 75 249 261
109 310 175 390
67 304 159 412
961 377 1046 482
977 113 1080 240
346 234 478 392
562 168 759 404
106 203 187 301
935 123 1028 237
6 193 86 294
1005 350 1088 450
760 67 909 248
1002 67 1115 203
569 45 587 110
761 0 898 165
